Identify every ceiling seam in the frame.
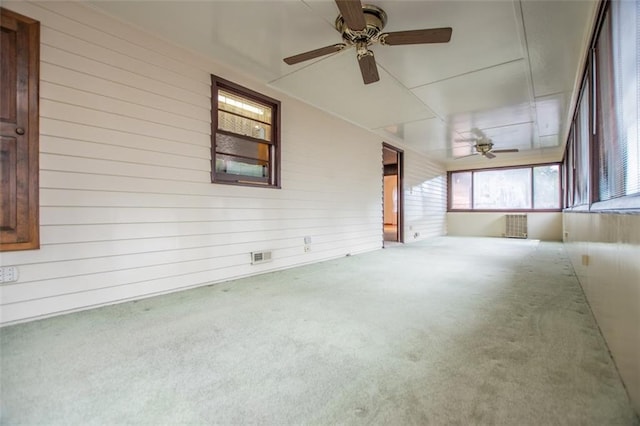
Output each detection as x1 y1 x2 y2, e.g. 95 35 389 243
514 0 541 149
407 58 526 91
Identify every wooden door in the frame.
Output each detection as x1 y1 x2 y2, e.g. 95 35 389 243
1 8 39 251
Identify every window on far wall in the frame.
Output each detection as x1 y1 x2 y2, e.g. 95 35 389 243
211 75 280 187
448 164 561 211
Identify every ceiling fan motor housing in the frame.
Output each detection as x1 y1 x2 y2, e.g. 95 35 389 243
335 4 387 46
476 141 494 154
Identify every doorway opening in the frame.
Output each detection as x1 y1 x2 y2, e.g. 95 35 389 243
383 143 403 244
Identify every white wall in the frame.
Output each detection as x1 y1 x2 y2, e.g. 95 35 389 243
0 2 448 325
447 212 562 241
403 153 447 241
563 212 640 414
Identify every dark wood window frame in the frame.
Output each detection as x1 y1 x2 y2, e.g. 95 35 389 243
210 75 281 188
1 8 40 252
563 0 640 212
447 163 562 213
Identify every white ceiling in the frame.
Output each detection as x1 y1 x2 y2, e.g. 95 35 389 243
89 0 598 169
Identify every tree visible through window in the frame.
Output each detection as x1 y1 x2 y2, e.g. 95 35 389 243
448 164 560 211
211 75 280 187
474 168 531 209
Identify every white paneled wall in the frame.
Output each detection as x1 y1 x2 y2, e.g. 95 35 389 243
448 212 563 241
563 212 640 413
403 152 447 241
0 1 423 324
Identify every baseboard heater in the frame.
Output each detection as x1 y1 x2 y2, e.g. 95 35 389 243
505 214 527 239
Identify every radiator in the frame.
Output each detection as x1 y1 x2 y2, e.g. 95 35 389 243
505 214 528 238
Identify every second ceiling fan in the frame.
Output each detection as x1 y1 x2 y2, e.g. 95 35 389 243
455 128 520 159
283 0 453 84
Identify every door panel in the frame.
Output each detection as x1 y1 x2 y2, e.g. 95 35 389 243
0 8 39 251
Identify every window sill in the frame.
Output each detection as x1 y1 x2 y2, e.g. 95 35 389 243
564 194 640 214
448 209 562 213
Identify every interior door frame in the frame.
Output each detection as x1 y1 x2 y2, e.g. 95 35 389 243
382 142 404 243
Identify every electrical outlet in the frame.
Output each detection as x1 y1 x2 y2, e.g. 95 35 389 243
0 266 19 283
304 236 312 244
304 245 311 252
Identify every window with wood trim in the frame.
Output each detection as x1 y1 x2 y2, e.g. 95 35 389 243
563 0 639 210
573 75 591 207
211 75 280 187
448 164 561 212
1 8 39 251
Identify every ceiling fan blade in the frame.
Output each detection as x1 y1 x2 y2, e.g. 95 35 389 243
358 52 379 84
283 43 347 65
335 0 366 31
492 149 520 153
454 153 479 160
484 152 497 159
381 27 452 46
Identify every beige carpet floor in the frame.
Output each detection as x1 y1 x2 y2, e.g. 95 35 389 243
1 237 638 425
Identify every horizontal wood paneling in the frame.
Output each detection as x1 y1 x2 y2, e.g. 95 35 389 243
40 26 209 95
0 1 391 324
40 136 210 171
10 1 209 83
36 1 209 81
41 81 209 133
41 45 209 108
36 218 380 245
41 119 209 158
563 213 640 413
40 100 208 146
403 151 447 240
41 62 208 120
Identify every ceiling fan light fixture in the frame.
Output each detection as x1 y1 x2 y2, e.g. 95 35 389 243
476 142 494 154
335 4 387 43
356 41 371 58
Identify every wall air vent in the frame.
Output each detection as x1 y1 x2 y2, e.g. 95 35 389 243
251 251 272 265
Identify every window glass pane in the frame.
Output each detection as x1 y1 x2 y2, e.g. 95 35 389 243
473 168 531 209
596 1 640 200
612 0 639 196
596 10 622 200
215 154 268 179
218 111 271 142
450 172 472 209
216 132 269 161
218 90 272 123
533 165 560 209
566 130 575 207
574 79 590 205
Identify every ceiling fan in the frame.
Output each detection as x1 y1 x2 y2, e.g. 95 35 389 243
283 0 453 85
455 129 519 159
